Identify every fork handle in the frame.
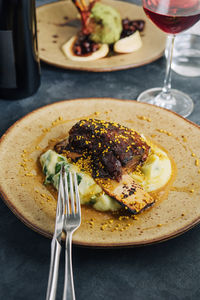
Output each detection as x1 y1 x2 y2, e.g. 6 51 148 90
46 238 62 300
63 232 76 300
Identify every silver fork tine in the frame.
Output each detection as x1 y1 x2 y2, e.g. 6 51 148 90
58 168 64 218
63 169 70 216
74 173 81 215
46 167 65 300
69 172 75 215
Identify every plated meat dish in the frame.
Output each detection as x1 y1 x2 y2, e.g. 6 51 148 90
41 119 173 215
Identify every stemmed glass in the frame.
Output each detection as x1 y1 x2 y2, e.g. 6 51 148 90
137 0 200 117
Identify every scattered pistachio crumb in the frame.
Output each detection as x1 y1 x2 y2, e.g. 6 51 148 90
137 115 151 122
20 163 26 167
25 173 34 177
42 128 50 133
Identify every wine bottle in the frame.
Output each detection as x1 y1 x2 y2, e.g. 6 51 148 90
0 0 41 100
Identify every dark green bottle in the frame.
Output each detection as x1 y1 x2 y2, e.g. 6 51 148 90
0 0 40 100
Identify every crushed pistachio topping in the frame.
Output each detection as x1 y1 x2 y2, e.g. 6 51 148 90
137 115 151 122
25 172 34 177
156 129 172 136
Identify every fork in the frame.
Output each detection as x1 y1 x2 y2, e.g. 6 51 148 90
63 171 81 300
46 169 81 300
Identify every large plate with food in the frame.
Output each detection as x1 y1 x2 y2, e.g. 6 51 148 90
36 0 166 72
0 98 200 247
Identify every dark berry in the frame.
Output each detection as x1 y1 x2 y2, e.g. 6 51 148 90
74 45 82 55
122 18 129 25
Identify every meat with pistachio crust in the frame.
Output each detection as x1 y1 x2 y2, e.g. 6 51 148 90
55 119 150 182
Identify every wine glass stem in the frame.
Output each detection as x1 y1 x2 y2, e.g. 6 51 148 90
162 34 176 95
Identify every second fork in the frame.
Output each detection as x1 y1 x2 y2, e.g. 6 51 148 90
62 171 81 300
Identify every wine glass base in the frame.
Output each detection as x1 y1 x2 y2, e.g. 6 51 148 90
137 87 194 118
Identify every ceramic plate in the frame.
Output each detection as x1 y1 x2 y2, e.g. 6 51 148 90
0 98 200 247
36 0 166 72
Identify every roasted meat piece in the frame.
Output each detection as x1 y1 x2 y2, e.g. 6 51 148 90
55 119 150 182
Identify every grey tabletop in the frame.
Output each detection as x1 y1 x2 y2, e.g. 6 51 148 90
1 0 200 299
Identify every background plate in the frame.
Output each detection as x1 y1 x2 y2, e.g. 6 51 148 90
0 98 200 247
37 0 166 72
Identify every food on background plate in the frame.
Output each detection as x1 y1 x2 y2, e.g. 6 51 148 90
40 119 172 214
89 2 122 44
114 30 142 54
62 0 145 61
62 36 109 62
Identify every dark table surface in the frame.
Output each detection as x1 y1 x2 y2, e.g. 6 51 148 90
1 0 200 299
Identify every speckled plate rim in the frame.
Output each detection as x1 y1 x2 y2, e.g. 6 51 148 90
0 98 200 248
39 48 164 73
36 1 166 72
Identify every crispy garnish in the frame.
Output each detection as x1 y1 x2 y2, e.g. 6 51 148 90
96 174 154 214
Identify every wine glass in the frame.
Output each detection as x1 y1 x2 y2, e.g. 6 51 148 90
137 0 200 117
